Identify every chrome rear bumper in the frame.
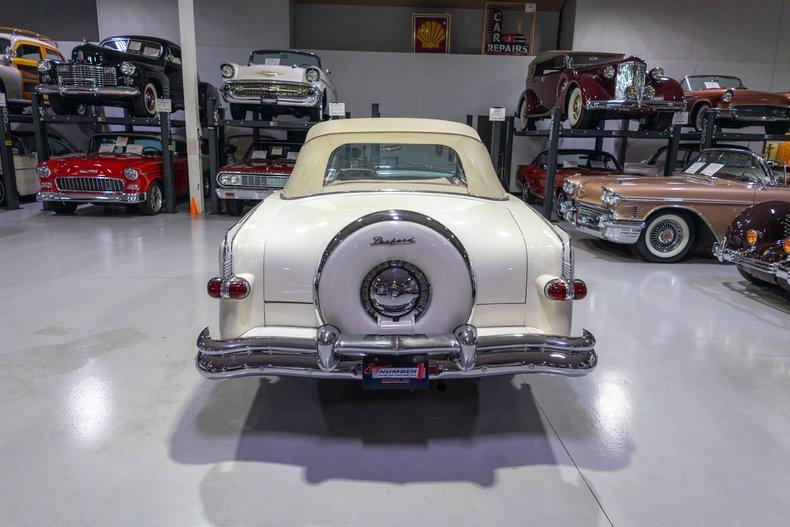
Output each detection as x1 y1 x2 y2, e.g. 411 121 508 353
586 99 685 112
196 325 598 380
714 108 790 123
36 84 140 98
559 200 644 244
37 191 145 204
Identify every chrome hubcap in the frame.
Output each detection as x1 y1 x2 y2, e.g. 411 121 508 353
361 260 430 319
151 185 162 211
570 92 581 122
650 220 683 253
144 85 156 113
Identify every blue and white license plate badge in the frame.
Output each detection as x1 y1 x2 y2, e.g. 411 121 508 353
362 353 429 390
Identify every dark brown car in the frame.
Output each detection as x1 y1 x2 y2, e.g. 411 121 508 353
715 200 790 292
682 75 790 134
516 50 685 131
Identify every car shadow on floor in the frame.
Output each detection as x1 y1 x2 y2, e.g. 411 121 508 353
169 375 630 486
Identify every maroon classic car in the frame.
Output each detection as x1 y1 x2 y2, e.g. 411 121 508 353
516 149 621 207
715 200 790 292
516 51 685 131
682 75 790 134
216 140 301 215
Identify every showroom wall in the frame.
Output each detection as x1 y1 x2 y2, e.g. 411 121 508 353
292 4 559 55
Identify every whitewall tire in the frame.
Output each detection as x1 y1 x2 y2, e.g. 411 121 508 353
636 211 695 263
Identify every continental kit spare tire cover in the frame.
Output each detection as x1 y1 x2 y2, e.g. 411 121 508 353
316 210 475 335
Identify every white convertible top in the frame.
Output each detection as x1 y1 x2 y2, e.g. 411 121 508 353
283 118 508 200
304 118 482 142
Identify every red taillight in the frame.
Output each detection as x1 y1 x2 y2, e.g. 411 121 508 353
572 279 587 300
544 279 587 301
207 276 249 299
207 277 222 298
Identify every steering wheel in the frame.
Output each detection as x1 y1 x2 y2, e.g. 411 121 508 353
142 146 161 156
334 168 377 181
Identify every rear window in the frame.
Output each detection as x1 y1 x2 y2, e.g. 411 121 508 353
323 143 466 190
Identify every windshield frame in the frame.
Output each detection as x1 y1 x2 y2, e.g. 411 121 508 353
681 75 745 91
248 50 321 68
684 148 775 185
88 134 164 156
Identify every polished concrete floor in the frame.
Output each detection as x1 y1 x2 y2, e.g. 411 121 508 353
1 200 788 527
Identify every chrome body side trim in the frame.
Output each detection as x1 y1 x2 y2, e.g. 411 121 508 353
312 210 477 326
36 84 140 98
195 325 598 380
37 191 145 204
715 107 790 123
559 200 645 244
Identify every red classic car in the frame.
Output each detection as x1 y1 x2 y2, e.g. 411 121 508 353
36 132 188 215
516 50 685 131
216 140 301 215
681 75 790 133
517 149 622 207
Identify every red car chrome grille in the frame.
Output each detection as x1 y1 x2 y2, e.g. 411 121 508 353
239 174 290 188
56 177 124 192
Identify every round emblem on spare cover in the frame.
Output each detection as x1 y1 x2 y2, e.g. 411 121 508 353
361 260 430 319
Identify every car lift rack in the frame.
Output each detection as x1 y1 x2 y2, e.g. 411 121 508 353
1 93 184 213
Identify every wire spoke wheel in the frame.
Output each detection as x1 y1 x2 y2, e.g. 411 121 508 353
649 219 684 253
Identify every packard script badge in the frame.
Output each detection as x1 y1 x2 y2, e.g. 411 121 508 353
371 235 416 246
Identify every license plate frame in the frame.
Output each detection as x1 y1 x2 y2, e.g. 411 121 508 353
362 353 429 390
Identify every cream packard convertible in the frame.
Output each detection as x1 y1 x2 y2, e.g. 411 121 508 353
197 118 596 389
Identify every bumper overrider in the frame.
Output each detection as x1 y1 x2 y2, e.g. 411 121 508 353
586 99 685 112
559 200 644 244
714 243 790 287
36 84 140 98
37 191 145 204
196 325 597 380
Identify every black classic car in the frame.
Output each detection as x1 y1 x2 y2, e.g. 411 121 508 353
36 35 217 118
715 200 790 292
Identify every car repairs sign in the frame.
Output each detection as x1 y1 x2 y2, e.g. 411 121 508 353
362 354 429 390
483 2 535 55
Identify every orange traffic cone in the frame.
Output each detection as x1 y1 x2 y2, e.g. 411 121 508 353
190 197 198 216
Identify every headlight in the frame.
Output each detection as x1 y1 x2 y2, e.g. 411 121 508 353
218 173 240 186
601 188 620 206
625 86 638 100
36 166 51 178
563 179 578 196
643 85 656 99
603 65 615 79
650 67 664 80
305 68 320 83
119 61 136 76
220 63 235 79
721 91 733 103
37 59 52 73
745 229 758 246
123 168 139 180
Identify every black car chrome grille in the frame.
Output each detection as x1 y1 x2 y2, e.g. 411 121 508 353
56 63 117 87
734 105 790 119
228 81 311 99
575 200 612 218
614 61 647 102
56 177 124 192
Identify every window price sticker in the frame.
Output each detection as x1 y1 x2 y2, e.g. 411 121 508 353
264 58 280 65
328 102 346 117
250 149 267 159
684 161 705 174
98 142 115 153
126 143 143 155
672 112 689 126
115 136 129 147
489 107 506 121
154 98 172 113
